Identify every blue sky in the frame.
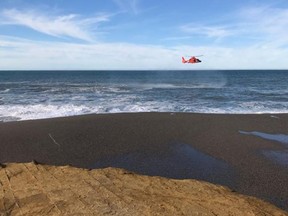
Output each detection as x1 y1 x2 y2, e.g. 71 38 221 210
1 0 288 69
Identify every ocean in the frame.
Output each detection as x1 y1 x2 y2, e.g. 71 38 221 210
0 70 287 121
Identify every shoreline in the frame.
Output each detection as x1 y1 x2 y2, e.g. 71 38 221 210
0 112 287 211
2 111 288 123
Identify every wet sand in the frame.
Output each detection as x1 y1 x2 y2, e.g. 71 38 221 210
0 113 287 211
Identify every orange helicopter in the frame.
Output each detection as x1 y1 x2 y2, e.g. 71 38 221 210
182 55 202 64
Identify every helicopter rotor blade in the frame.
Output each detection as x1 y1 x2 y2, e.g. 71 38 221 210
183 55 204 57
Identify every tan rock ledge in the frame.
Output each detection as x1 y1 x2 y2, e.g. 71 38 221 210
0 163 287 216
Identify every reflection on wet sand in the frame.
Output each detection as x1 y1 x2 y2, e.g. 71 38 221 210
94 143 236 187
239 131 288 166
262 150 288 167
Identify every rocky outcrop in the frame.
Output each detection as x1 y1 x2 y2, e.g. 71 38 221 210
0 163 287 216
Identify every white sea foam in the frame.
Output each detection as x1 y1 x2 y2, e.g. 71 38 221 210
270 115 280 119
1 101 288 122
129 83 226 91
0 104 100 121
1 89 10 93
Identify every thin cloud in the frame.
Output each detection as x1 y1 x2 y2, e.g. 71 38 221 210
113 0 140 15
179 5 288 47
1 35 288 70
238 6 288 46
179 4 288 48
180 24 233 39
162 36 193 41
1 9 110 42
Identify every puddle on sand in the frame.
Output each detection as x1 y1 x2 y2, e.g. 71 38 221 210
93 143 235 187
239 131 288 147
239 131 288 166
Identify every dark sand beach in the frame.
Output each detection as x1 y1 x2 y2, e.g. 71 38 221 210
0 113 288 212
